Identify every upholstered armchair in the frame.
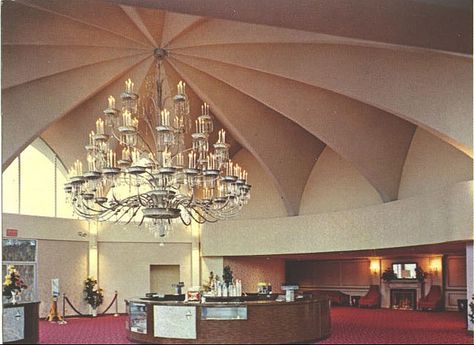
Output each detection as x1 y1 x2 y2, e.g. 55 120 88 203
418 285 443 311
359 285 381 308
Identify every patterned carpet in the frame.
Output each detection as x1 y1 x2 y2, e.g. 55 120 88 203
39 308 473 344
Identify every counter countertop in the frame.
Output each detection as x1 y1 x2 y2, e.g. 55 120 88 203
126 296 327 307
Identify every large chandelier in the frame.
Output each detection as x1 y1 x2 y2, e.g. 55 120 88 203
65 49 251 238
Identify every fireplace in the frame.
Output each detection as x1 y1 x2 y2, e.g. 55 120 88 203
390 289 417 310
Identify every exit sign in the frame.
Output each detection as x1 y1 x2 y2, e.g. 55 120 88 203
6 229 18 237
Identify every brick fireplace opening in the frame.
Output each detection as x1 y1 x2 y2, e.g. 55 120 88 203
390 289 417 310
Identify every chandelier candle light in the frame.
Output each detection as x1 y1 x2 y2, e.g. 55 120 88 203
65 49 251 238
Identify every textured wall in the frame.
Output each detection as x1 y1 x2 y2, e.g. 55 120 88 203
202 181 473 256
37 240 89 317
223 257 286 293
399 128 473 199
300 147 382 215
98 242 192 314
232 148 287 219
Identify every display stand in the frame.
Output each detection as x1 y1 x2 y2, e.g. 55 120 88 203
46 297 65 324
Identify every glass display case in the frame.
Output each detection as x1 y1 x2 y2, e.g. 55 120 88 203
128 302 147 334
201 305 247 320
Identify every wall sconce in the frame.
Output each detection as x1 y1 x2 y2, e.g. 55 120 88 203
77 231 88 238
429 257 442 276
370 259 380 275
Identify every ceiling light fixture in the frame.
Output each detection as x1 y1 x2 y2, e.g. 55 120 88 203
65 48 251 238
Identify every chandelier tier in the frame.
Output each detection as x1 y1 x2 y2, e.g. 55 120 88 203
65 49 251 238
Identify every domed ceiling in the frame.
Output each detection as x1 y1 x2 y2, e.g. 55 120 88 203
2 0 472 216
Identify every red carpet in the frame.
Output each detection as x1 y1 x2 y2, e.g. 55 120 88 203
39 308 473 344
319 307 473 344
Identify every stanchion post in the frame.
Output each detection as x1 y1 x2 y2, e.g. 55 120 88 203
60 293 68 325
114 290 119 317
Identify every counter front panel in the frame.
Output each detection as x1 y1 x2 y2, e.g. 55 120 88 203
125 298 331 344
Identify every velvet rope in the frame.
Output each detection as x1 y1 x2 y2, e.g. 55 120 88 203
63 292 118 317
100 292 118 315
64 295 86 316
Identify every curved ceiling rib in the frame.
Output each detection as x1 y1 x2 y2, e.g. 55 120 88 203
14 0 153 48
170 54 416 202
166 59 325 216
42 57 155 168
133 7 166 48
171 43 473 156
161 13 204 48
1 1 150 50
106 0 472 54
119 5 158 47
2 53 151 170
2 46 150 90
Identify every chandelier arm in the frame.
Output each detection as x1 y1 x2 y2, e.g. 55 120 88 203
125 206 142 225
189 206 219 224
179 212 192 227
79 200 107 214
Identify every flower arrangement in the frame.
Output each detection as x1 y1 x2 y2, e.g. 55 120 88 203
381 267 397 282
83 277 104 309
415 267 428 283
3 265 27 299
469 295 474 324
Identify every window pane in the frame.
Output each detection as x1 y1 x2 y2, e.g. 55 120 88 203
2 158 19 214
20 145 55 217
2 239 37 262
56 165 74 219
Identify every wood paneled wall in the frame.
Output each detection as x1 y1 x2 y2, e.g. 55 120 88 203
445 255 467 311
286 259 372 292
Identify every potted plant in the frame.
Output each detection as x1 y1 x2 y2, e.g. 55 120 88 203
3 265 27 304
223 266 233 288
381 268 397 282
83 277 104 317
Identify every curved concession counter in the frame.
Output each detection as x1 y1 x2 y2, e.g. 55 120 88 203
125 296 331 344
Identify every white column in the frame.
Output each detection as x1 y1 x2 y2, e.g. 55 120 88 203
191 221 201 287
88 221 99 280
467 242 473 332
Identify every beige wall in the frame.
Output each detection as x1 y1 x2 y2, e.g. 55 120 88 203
37 240 89 317
399 128 473 199
202 181 473 256
98 242 192 314
232 148 287 219
3 214 194 316
300 147 382 215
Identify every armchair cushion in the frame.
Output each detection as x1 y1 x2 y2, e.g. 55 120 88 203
418 285 443 311
359 285 381 308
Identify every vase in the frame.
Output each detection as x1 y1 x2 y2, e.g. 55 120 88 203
92 307 97 317
11 291 17 305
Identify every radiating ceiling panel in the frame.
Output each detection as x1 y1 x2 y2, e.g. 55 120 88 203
2 54 151 169
1 1 149 49
171 54 416 202
15 0 153 48
120 5 158 47
161 12 204 48
135 7 166 47
42 57 155 168
2 45 149 89
167 58 325 215
166 19 362 50
107 0 473 54
172 43 473 156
